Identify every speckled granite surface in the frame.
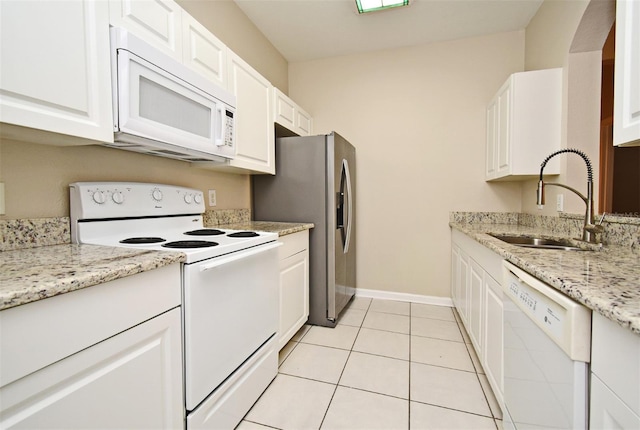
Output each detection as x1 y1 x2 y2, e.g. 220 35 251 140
450 215 640 336
0 244 184 311
215 221 314 236
0 211 312 311
0 217 70 251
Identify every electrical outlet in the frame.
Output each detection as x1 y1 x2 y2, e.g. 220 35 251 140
557 194 564 212
208 189 217 207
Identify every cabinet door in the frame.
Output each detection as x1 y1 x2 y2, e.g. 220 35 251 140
458 251 470 325
296 105 313 136
274 88 297 133
109 0 183 61
0 308 183 429
182 13 227 88
485 100 498 179
450 244 461 309
496 82 511 177
273 88 313 137
278 249 310 350
0 0 113 143
483 275 503 405
227 51 275 174
468 259 484 353
613 0 640 146
590 375 640 429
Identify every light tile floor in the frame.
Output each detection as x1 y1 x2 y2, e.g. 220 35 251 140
238 298 503 430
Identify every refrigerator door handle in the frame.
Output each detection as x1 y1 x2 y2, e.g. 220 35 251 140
343 158 353 254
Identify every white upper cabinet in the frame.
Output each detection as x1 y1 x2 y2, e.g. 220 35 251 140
226 51 275 174
109 0 183 61
485 68 562 181
613 0 640 146
182 13 227 88
273 88 313 137
0 0 114 144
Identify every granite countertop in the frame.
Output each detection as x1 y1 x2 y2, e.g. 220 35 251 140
0 244 185 311
451 222 640 335
215 221 314 236
0 221 313 312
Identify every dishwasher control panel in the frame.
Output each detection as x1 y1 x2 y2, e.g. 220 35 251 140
507 275 564 341
503 261 592 362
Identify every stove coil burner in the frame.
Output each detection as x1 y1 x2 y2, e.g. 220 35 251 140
120 237 166 244
162 240 219 249
184 229 226 236
227 231 260 238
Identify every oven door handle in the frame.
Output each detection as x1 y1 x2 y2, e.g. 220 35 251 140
199 241 283 272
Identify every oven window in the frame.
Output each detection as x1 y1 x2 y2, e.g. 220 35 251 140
139 76 211 138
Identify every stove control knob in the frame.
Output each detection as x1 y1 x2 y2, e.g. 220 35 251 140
112 191 125 204
151 188 163 202
184 194 193 204
194 194 203 205
92 190 106 204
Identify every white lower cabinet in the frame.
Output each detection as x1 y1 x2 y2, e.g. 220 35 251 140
483 275 503 402
0 309 183 429
450 229 504 408
0 264 183 429
468 259 484 352
277 230 310 350
590 312 640 429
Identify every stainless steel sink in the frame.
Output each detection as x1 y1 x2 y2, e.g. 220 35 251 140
489 234 585 251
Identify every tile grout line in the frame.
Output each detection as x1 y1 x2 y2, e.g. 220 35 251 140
317 297 371 429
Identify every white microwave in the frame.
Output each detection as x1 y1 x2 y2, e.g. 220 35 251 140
108 27 236 163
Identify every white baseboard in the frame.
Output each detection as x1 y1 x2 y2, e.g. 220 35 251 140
355 288 454 308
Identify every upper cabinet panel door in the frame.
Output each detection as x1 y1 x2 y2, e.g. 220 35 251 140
614 0 640 146
227 51 274 174
484 69 562 181
0 0 113 143
182 14 227 88
109 0 183 61
273 88 313 137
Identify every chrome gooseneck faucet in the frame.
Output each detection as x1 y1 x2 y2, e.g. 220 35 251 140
536 148 603 244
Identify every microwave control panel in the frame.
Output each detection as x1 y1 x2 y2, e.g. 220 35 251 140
224 109 234 147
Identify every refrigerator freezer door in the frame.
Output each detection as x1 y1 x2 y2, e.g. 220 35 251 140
329 132 356 321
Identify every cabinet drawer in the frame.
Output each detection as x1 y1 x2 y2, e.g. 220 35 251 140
0 264 180 387
279 230 309 260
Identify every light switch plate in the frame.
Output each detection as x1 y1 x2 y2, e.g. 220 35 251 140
208 189 217 207
557 194 564 211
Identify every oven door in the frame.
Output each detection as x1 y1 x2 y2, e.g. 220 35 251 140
183 242 281 411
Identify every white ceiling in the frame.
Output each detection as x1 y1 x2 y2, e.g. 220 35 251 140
234 0 544 62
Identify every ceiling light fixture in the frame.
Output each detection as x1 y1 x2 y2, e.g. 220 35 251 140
355 0 409 14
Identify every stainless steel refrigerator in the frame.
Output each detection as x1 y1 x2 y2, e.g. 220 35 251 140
252 132 356 327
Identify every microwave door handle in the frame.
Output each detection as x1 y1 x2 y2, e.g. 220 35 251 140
215 106 224 146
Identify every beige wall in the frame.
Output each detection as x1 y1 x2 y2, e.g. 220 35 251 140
525 0 590 71
289 31 525 297
521 0 613 216
0 1 288 220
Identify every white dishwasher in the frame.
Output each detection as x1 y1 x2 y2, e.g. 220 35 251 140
502 262 592 430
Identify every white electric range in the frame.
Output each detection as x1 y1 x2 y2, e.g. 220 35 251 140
70 182 281 429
